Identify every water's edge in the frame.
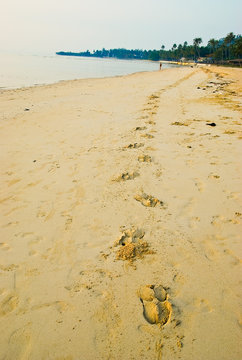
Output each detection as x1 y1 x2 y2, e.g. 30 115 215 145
0 53 178 90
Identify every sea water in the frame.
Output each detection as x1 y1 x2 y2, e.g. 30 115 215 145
0 52 177 89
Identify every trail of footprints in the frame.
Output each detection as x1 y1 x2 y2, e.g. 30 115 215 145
111 91 166 258
102 91 183 353
118 90 164 211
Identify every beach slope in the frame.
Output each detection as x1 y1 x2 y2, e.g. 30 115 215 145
0 66 241 359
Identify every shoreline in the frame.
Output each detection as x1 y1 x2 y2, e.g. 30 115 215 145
0 65 241 360
0 69 158 92
0 53 177 91
0 65 178 92
1 58 239 92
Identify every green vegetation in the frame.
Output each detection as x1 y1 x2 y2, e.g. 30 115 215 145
56 32 242 64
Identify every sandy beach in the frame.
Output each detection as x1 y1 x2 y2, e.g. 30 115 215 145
0 65 241 360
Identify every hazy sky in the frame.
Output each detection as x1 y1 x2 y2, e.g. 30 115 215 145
1 0 241 55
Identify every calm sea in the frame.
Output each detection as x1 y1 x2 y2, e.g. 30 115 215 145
0 52 177 89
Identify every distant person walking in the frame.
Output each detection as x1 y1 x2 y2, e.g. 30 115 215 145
159 62 162 70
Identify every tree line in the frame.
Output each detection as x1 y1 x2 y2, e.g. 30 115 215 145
56 32 242 64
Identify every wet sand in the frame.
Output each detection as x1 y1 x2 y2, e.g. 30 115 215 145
0 66 241 360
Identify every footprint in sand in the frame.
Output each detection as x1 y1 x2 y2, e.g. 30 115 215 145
0 242 11 251
114 227 154 263
138 285 172 326
138 115 149 120
211 214 240 226
0 292 19 317
138 155 152 163
224 130 236 135
112 171 140 182
47 160 60 173
148 94 160 100
208 174 220 180
124 143 144 150
171 121 189 127
134 193 164 208
142 107 153 112
115 227 145 246
134 126 147 131
2 221 19 228
61 212 73 230
146 101 159 107
223 249 241 266
225 191 239 200
145 120 156 125
141 133 154 139
3 324 32 360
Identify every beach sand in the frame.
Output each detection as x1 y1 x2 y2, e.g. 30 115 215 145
0 65 241 360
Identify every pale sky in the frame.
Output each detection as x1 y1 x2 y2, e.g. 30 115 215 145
1 0 241 55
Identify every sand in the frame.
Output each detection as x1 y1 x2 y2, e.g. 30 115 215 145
0 65 241 360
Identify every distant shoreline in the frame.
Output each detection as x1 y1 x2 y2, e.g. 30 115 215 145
56 52 197 68
56 53 241 68
56 40 242 67
0 53 177 90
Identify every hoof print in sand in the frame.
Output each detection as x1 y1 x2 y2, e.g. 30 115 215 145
134 126 147 131
134 193 163 207
138 154 152 163
113 171 139 182
171 121 188 126
141 133 154 139
124 143 144 149
115 228 154 262
145 120 156 125
138 285 171 326
148 94 159 100
0 293 19 317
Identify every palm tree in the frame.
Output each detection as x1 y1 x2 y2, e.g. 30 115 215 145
208 38 218 54
193 37 202 60
233 35 242 58
160 45 165 60
172 43 177 51
208 38 219 61
177 44 183 58
224 32 235 59
181 41 188 58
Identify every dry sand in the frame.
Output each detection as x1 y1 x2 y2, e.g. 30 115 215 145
0 65 241 360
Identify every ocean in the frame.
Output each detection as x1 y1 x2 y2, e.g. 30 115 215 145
0 52 177 89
